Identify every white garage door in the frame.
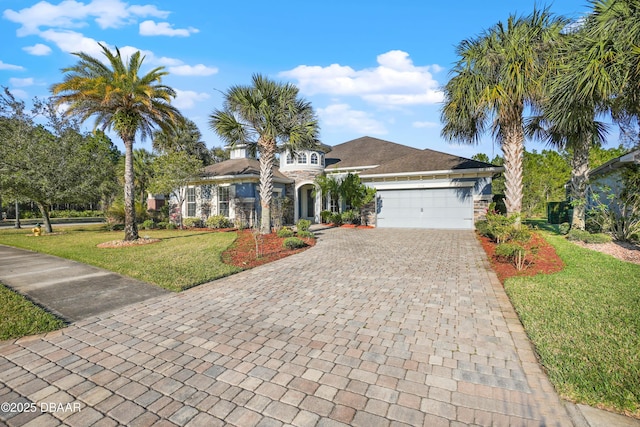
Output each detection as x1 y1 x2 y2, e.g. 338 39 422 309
376 188 474 229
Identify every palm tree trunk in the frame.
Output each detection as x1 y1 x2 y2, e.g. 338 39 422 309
502 121 525 222
123 138 139 241
258 139 276 234
570 136 591 230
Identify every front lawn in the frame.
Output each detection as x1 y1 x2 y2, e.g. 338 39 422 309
505 231 640 416
0 226 240 292
0 283 65 340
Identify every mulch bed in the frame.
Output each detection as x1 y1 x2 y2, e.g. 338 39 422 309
477 232 564 283
222 230 316 268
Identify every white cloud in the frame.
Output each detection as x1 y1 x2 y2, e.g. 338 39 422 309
169 64 218 76
9 78 34 87
173 89 210 110
318 104 387 135
412 121 439 128
23 43 52 56
39 29 106 57
139 20 198 37
280 50 444 106
0 60 25 71
3 0 170 36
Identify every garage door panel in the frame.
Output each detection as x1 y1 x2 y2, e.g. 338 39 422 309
377 188 473 229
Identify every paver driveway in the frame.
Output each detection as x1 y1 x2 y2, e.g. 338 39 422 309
0 228 573 426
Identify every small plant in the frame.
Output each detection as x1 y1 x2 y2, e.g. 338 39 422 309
206 214 233 229
297 230 315 239
166 223 177 230
296 219 312 232
341 209 360 225
141 219 156 230
183 217 203 228
277 227 294 238
320 210 333 223
558 222 570 235
495 242 528 271
156 221 168 229
567 229 612 244
283 237 307 249
331 212 343 226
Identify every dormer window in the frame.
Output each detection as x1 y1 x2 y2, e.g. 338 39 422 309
311 153 318 165
286 153 294 164
297 153 307 163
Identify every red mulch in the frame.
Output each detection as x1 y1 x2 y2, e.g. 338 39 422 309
477 232 564 283
222 230 316 269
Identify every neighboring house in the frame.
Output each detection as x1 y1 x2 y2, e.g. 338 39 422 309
159 136 503 230
587 148 640 211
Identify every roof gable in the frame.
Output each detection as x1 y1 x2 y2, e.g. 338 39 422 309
325 136 421 170
202 158 291 181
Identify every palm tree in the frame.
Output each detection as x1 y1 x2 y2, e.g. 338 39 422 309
51 43 183 240
152 118 213 165
441 9 566 220
209 74 320 234
527 25 609 230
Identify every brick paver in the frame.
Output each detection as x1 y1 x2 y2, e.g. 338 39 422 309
0 228 574 426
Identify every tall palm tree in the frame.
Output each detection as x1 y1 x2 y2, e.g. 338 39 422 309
527 26 609 230
51 43 183 240
587 0 640 146
441 9 566 220
209 74 319 234
152 118 213 165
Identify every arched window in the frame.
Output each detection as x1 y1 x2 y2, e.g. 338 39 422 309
310 153 318 165
297 153 307 163
286 153 294 164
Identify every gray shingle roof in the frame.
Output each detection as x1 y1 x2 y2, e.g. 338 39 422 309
325 136 421 170
364 148 497 175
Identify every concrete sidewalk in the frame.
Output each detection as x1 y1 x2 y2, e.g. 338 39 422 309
0 244 168 322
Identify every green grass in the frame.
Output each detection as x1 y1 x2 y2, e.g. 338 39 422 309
505 231 640 415
0 225 241 292
0 283 66 340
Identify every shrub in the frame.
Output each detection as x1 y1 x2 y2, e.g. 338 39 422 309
475 220 490 237
297 230 315 239
495 242 528 271
141 219 156 230
482 211 522 243
558 222 570 235
166 223 177 230
183 218 203 228
206 214 233 229
341 210 360 225
157 222 168 229
567 229 612 244
320 210 333 224
509 226 532 243
585 233 613 244
277 227 294 238
296 219 312 232
331 212 343 226
283 237 307 249
566 229 590 242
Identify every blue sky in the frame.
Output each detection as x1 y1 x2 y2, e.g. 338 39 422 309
1 0 597 159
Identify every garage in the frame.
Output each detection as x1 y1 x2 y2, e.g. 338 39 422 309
376 187 474 229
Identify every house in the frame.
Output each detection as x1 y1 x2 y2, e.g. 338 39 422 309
163 136 503 230
587 148 640 211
